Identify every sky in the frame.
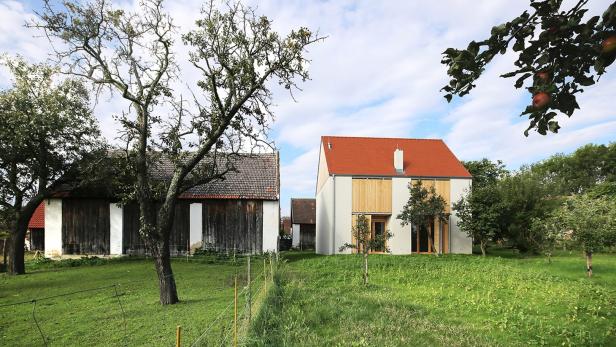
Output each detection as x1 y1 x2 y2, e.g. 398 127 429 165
1 0 615 215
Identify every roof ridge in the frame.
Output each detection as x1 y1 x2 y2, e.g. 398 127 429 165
321 135 444 141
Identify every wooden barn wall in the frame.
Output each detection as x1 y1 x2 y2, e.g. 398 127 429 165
202 199 263 253
62 199 110 255
299 224 316 250
29 228 45 251
122 202 190 255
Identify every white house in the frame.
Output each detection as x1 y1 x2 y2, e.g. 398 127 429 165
315 136 472 255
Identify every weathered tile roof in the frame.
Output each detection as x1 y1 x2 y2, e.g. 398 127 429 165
290 198 316 225
321 136 471 178
177 153 279 200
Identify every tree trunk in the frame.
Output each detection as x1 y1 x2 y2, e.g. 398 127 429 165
152 242 179 304
363 250 369 285
585 251 592 277
480 240 486 257
6 210 35 275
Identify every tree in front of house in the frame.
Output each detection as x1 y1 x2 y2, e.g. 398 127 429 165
442 1 616 136
35 0 322 304
0 57 104 275
553 194 616 277
339 214 392 285
453 185 503 256
397 181 449 255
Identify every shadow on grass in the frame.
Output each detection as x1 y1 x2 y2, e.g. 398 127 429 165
280 251 321 263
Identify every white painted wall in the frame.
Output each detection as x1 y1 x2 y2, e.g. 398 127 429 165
333 176 352 254
291 224 300 247
44 199 62 258
390 177 412 254
262 200 279 252
189 203 203 253
316 177 333 255
109 204 123 255
450 178 473 254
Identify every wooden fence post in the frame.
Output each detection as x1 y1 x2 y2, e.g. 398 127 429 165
176 325 181 347
263 258 267 293
234 275 238 347
247 255 251 323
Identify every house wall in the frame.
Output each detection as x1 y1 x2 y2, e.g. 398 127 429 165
334 176 352 254
44 199 62 258
262 200 279 252
189 203 203 253
450 178 473 254
316 143 330 194
316 177 333 254
291 223 300 247
352 178 392 214
109 203 123 255
62 199 110 255
202 199 263 253
390 177 412 254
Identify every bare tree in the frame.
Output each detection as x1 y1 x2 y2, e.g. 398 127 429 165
33 0 322 304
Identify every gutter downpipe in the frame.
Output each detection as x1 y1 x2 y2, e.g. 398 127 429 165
332 174 336 255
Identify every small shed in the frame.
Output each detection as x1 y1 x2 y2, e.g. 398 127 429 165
290 198 316 250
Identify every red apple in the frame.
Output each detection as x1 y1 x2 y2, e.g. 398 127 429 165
535 71 550 82
602 36 616 55
533 92 551 109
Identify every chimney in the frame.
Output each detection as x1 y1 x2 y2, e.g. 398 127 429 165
394 148 404 174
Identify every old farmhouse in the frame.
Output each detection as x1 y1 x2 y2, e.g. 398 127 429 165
43 153 280 257
316 136 472 255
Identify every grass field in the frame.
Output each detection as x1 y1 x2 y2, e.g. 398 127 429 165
1 255 267 346
249 251 616 346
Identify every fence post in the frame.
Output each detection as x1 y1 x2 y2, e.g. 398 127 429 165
263 258 267 293
234 275 238 347
176 325 181 347
247 255 251 323
269 253 273 280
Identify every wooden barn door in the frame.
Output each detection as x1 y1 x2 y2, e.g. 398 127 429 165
62 199 110 255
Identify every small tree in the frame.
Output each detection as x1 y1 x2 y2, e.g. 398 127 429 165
339 215 392 285
397 181 449 255
556 195 616 277
529 216 563 263
453 185 502 256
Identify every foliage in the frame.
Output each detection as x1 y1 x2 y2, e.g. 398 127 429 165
453 185 503 256
442 1 616 135
249 251 616 346
529 216 563 262
461 159 509 188
530 142 616 195
556 194 616 254
397 181 449 254
0 56 104 274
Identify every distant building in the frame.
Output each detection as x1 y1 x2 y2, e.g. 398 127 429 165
316 136 472 255
280 216 291 235
27 203 45 251
290 198 316 250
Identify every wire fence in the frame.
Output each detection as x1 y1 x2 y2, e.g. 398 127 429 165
0 253 279 347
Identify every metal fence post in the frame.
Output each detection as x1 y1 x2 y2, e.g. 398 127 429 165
234 275 238 347
247 255 251 323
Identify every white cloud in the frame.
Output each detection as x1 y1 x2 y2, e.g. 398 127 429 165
1 0 614 216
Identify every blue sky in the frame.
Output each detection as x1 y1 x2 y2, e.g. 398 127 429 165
2 0 615 215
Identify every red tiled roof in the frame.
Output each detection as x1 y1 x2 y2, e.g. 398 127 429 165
28 203 45 229
321 136 471 178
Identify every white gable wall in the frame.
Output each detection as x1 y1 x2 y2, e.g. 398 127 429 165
291 224 300 247
109 203 123 255
316 177 333 254
333 176 352 254
450 178 473 254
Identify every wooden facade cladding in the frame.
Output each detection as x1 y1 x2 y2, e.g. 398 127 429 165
122 202 191 255
412 178 451 253
352 178 392 214
202 199 263 253
62 199 110 255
